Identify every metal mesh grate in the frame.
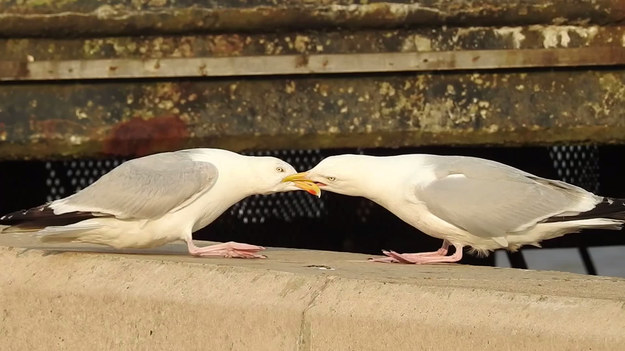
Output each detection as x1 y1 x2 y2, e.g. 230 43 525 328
44 150 325 223
45 159 126 202
548 145 600 193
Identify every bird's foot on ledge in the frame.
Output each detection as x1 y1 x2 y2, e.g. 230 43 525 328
370 241 462 264
187 241 267 259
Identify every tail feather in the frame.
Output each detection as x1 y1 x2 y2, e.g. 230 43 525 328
38 232 83 243
0 204 109 232
39 232 86 243
1 226 39 234
543 197 625 223
37 221 105 243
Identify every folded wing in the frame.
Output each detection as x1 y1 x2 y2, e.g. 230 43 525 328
416 156 601 239
1 151 218 230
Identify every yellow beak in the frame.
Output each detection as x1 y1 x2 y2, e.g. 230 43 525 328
282 172 321 198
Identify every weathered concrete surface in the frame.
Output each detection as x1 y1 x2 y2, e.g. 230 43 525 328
0 0 622 37
1 69 625 159
1 234 625 350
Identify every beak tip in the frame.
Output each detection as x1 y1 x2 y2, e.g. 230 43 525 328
283 172 321 198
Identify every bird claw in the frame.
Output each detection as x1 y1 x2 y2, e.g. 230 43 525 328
385 250 418 264
370 246 463 265
369 250 433 264
368 250 403 264
188 241 267 259
368 256 399 263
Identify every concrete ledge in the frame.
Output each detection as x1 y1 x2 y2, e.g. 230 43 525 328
2 234 625 350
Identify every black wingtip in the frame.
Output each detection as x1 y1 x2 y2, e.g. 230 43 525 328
543 197 625 223
0 205 106 229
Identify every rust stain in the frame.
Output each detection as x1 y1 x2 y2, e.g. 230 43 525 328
103 115 189 156
199 63 207 75
210 35 244 56
0 61 29 78
29 118 84 139
295 54 309 68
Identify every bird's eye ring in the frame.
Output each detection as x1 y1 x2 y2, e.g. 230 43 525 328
327 176 336 181
276 167 285 172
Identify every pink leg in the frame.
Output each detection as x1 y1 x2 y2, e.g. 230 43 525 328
370 240 450 263
370 240 463 264
186 239 266 259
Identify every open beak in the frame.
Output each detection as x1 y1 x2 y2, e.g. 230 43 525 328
282 172 321 198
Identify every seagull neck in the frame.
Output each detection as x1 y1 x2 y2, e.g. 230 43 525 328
230 165 263 198
349 171 391 204
228 174 259 199
363 183 395 207
358 164 411 207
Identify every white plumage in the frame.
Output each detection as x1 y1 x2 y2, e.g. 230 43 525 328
285 154 625 264
0 148 320 258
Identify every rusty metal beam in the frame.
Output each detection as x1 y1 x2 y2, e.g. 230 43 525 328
0 0 623 37
1 2 625 160
1 47 625 81
1 69 624 160
2 26 624 62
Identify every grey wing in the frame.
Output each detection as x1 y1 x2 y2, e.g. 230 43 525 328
54 152 218 219
416 157 600 238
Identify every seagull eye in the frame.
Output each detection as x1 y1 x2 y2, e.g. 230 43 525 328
276 167 285 173
327 176 336 181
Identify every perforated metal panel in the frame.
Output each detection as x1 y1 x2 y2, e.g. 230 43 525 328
549 145 600 193
45 159 125 202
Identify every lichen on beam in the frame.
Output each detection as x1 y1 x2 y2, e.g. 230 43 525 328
1 69 624 159
2 25 623 62
0 0 622 37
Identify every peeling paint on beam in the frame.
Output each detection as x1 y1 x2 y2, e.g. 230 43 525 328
1 48 625 81
1 70 625 160
0 0 623 37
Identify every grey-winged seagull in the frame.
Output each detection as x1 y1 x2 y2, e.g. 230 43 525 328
1 148 320 258
283 154 625 264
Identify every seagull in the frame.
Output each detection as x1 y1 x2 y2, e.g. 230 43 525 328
0 148 320 258
283 154 625 264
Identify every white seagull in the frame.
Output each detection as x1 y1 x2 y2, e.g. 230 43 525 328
283 154 625 264
1 148 320 258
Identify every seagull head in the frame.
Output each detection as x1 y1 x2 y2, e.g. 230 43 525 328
255 157 321 197
281 154 368 197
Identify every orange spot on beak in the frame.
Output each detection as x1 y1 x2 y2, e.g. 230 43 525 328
282 172 321 198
